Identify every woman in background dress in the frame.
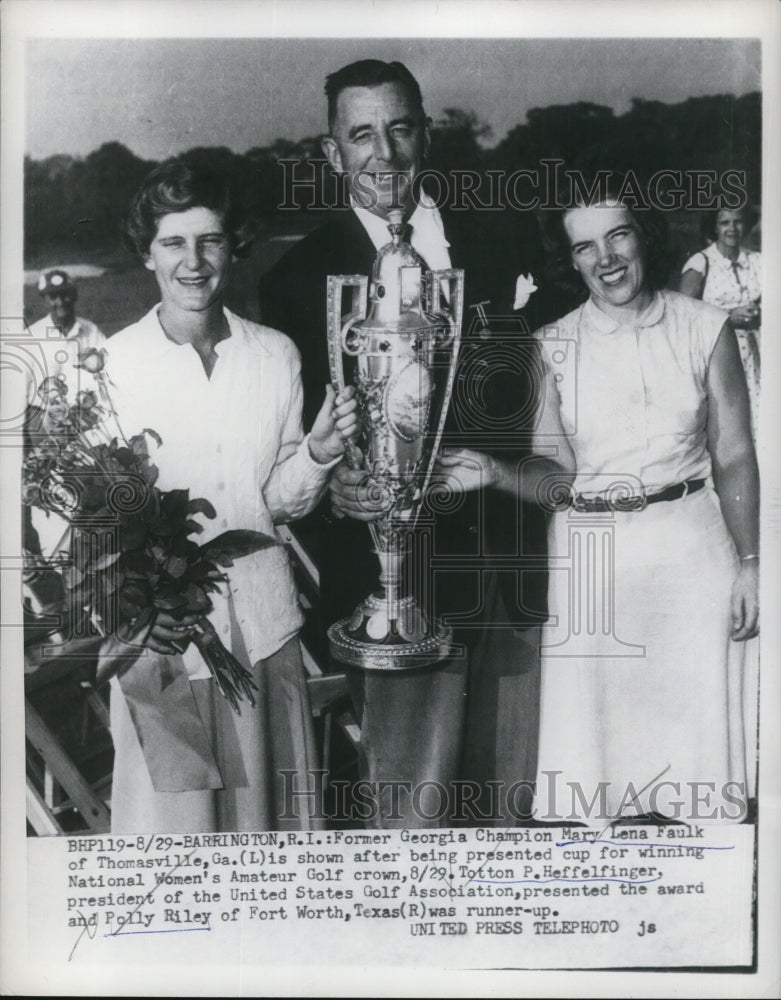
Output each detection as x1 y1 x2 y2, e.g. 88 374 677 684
680 205 761 439
680 205 762 806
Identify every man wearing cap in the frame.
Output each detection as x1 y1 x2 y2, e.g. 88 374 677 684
259 59 552 828
25 269 106 567
28 269 105 396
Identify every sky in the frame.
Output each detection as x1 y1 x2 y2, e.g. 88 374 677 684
25 36 761 161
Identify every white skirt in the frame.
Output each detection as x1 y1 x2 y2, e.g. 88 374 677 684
534 486 748 824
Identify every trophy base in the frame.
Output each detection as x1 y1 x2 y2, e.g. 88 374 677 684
327 592 453 671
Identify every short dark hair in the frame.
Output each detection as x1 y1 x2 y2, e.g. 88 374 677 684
324 59 425 132
542 175 670 297
700 203 756 244
124 157 254 259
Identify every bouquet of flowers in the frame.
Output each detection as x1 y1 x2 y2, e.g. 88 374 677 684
22 348 276 712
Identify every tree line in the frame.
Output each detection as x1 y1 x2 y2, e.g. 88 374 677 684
24 91 760 265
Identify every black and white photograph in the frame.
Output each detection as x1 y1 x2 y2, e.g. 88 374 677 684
1 0 779 994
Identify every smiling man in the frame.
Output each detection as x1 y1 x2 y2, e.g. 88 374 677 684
28 269 105 393
259 59 551 829
321 69 426 222
260 61 455 429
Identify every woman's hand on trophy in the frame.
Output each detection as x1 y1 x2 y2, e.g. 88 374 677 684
329 460 392 522
308 384 360 464
435 448 499 494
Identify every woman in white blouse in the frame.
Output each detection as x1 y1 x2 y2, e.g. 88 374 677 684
105 158 357 833
440 190 758 825
680 206 761 438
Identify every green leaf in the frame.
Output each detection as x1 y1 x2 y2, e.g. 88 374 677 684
200 529 278 566
63 565 84 589
120 521 148 550
141 427 163 447
137 461 160 488
182 582 212 612
165 554 188 579
121 580 150 605
162 489 189 510
152 592 189 611
123 549 155 574
187 497 217 519
93 551 122 571
118 594 141 619
129 435 150 459
159 490 190 526
150 516 174 535
172 535 199 559
150 545 168 564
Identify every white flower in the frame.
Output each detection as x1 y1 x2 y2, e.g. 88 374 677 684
51 273 64 286
513 273 538 310
37 275 47 292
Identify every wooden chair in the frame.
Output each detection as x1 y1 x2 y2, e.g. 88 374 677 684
25 639 113 835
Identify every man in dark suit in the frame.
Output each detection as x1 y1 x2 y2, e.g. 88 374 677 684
259 59 551 827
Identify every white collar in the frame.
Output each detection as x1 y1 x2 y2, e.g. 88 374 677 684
136 304 254 359
582 290 666 334
709 243 751 269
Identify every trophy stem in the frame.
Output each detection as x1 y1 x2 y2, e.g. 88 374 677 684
327 533 453 671
375 542 402 613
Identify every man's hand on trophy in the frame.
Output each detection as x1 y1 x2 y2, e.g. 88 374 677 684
308 385 360 464
329 458 392 522
435 447 500 494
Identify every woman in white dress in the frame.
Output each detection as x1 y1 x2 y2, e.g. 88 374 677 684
104 159 357 833
440 192 758 825
680 206 761 440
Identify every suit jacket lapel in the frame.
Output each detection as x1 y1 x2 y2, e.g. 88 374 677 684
334 209 380 274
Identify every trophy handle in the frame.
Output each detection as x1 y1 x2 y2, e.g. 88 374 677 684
326 275 368 391
413 269 464 528
326 275 369 472
425 268 464 347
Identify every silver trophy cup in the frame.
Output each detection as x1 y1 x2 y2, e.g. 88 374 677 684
326 211 463 670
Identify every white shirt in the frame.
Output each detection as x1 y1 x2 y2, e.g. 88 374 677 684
25 314 105 403
105 306 339 670
351 191 452 272
537 290 728 496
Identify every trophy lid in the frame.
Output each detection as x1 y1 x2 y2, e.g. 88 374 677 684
365 210 430 327
375 209 425 266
